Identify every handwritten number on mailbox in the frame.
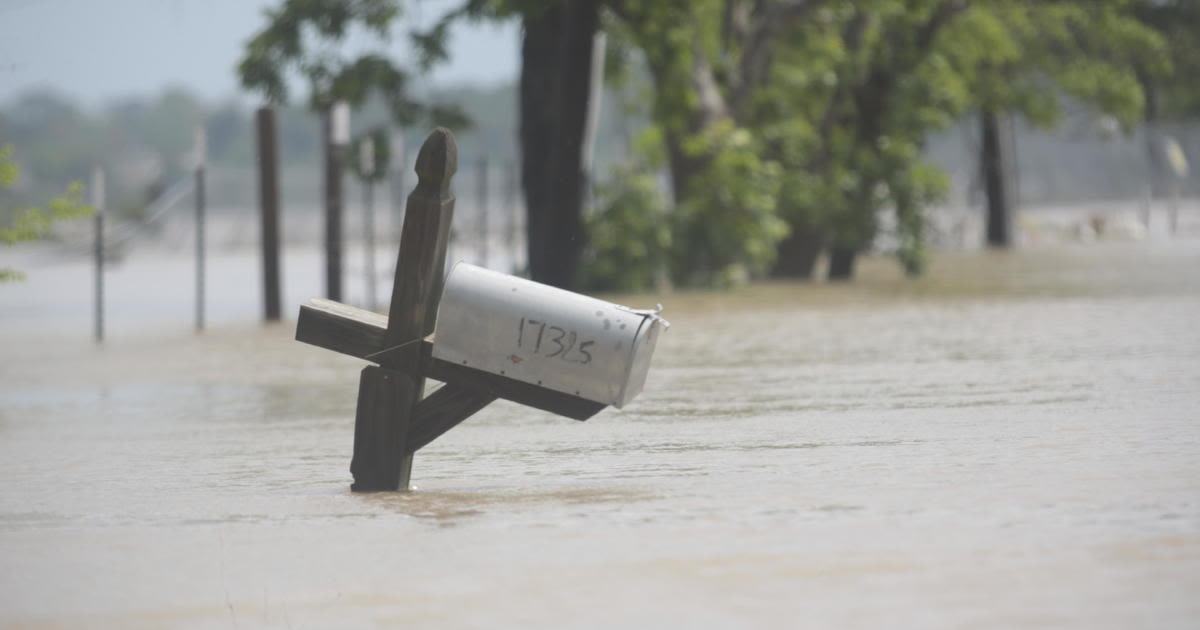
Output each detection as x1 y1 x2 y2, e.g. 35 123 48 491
517 318 595 364
546 326 566 357
563 331 577 358
535 320 547 353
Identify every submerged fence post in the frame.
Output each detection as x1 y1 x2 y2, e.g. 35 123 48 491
361 135 377 311
194 126 207 332
352 128 458 491
292 127 669 491
257 107 282 322
91 167 105 343
323 102 350 302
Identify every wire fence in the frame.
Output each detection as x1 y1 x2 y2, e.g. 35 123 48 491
82 160 523 258
48 154 528 341
23 116 1199 340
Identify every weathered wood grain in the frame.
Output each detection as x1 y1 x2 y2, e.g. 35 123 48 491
257 106 282 321
298 127 616 490
322 106 348 302
297 298 604 420
295 298 386 359
355 128 459 491
424 353 605 421
350 365 415 491
407 383 498 453
383 127 458 363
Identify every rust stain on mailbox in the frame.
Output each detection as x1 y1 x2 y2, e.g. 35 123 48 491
432 263 668 408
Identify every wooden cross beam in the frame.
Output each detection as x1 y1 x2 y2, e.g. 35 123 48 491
295 128 605 492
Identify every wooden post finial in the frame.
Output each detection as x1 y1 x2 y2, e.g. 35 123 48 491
414 127 458 196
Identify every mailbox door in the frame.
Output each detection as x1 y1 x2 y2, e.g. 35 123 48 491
617 315 664 407
432 264 659 407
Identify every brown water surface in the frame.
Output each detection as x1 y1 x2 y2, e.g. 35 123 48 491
1 242 1198 628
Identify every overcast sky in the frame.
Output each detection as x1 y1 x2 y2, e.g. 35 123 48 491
0 0 519 108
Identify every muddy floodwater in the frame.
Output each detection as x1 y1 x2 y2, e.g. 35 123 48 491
1 241 1198 628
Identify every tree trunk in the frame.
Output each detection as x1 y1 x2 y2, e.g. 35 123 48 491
771 226 824 279
649 52 728 207
827 246 856 281
981 108 1011 248
520 1 599 289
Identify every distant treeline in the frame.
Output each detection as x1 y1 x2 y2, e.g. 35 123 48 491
0 83 534 216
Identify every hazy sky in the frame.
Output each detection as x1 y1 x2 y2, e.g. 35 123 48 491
0 0 519 108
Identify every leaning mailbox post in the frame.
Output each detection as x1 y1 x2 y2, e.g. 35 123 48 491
295 128 668 491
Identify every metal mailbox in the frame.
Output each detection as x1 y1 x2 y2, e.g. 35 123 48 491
432 263 668 408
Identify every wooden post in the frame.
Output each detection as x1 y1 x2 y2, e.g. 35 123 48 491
350 128 458 491
257 107 282 322
982 109 1011 248
385 128 458 352
361 136 378 311
323 103 350 302
351 365 417 489
92 167 105 344
194 126 207 332
294 128 637 492
295 297 602 421
363 178 377 311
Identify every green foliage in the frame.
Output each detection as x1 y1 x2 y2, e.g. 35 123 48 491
581 162 671 293
0 145 93 282
598 0 968 282
1132 0 1200 117
599 0 1171 284
891 162 948 276
0 82 525 208
600 0 793 288
239 0 468 128
944 1 1166 130
0 146 17 189
744 0 967 273
586 121 786 290
668 121 785 287
0 181 91 246
0 88 260 215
